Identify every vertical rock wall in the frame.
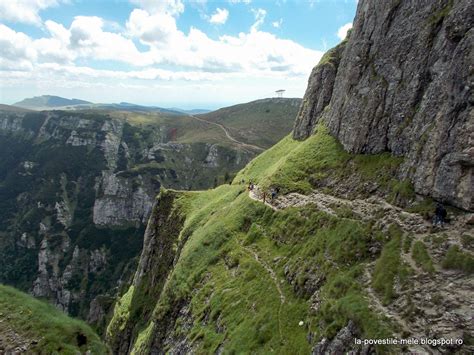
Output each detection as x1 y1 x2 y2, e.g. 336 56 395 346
293 0 473 210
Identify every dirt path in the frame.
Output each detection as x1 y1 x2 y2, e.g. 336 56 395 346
239 241 285 341
247 184 474 353
362 267 432 354
188 115 264 152
248 185 434 234
241 244 285 304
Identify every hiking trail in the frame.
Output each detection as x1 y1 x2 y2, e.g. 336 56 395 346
247 184 474 353
188 115 264 152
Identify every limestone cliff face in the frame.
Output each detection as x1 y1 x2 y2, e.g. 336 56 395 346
294 0 473 210
0 108 256 326
106 189 186 354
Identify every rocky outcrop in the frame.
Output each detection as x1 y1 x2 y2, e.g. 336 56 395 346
293 0 473 210
0 107 263 323
93 171 155 226
107 189 186 353
312 321 372 355
293 41 347 140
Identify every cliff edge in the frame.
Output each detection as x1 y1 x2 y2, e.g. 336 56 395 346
294 0 473 210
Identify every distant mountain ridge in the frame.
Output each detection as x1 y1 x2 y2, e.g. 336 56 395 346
14 95 91 109
12 95 211 114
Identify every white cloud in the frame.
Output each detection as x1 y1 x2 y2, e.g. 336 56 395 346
130 0 184 16
250 8 266 32
0 24 36 70
127 9 181 46
68 16 153 65
209 8 229 25
337 22 352 40
272 19 283 28
0 0 63 25
1 3 325 105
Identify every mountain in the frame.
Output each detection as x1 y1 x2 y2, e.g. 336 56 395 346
73 102 184 115
0 104 33 112
14 95 92 109
293 0 472 211
168 108 212 115
12 96 210 115
198 98 302 149
105 1 473 354
0 98 297 331
0 284 107 353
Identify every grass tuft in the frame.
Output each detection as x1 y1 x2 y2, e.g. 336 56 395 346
442 245 474 274
411 241 435 274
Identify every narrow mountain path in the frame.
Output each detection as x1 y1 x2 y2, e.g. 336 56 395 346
188 115 264 152
0 322 37 353
239 240 285 341
248 185 432 234
241 244 286 304
247 184 474 353
362 267 432 354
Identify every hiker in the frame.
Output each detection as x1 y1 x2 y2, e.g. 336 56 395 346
271 188 277 201
433 203 447 227
248 181 253 191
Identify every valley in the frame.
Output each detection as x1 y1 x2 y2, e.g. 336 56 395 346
0 0 472 353
0 98 299 333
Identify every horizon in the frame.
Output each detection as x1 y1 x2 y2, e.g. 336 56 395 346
8 93 303 111
0 0 357 108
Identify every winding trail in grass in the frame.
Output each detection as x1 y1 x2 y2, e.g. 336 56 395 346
0 322 34 353
239 241 285 341
247 184 474 353
241 245 286 304
188 115 265 152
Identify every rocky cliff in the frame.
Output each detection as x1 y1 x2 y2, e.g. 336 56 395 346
294 0 473 211
0 107 265 328
104 1 473 354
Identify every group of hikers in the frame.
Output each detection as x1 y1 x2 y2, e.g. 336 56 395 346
241 179 449 228
242 179 279 204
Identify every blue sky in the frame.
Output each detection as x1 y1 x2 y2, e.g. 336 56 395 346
0 0 357 109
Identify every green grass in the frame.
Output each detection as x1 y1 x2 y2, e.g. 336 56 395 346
442 245 474 274
235 126 351 193
198 98 300 149
403 235 413 253
407 198 436 219
109 184 396 353
235 125 405 201
372 226 411 304
108 123 419 352
0 284 107 354
411 241 435 273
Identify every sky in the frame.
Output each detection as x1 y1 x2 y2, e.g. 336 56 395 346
0 0 357 109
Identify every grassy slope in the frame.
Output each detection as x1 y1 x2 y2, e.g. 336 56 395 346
111 98 300 150
107 125 417 353
198 98 301 149
235 125 405 200
111 111 227 146
0 285 107 353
